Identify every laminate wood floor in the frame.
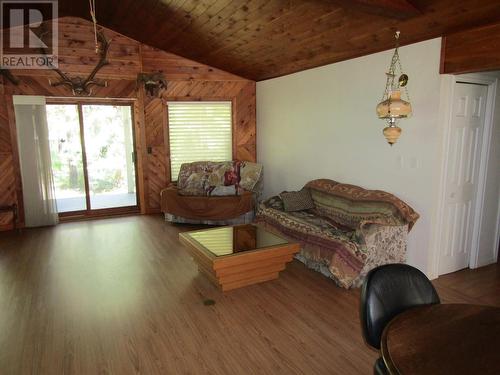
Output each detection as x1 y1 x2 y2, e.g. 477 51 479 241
0 215 498 375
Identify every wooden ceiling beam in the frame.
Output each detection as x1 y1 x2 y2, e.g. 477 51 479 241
334 0 422 20
440 22 500 74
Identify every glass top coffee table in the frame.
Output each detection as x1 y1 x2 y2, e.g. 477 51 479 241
179 224 300 292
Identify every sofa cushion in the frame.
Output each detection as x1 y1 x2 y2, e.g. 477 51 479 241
260 195 352 233
280 189 315 212
310 189 404 229
305 179 419 230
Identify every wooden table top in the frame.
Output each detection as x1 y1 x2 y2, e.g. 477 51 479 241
381 304 500 375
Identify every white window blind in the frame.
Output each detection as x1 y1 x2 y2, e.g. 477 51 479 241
167 101 232 180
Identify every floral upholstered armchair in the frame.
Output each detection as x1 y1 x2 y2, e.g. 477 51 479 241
161 161 263 225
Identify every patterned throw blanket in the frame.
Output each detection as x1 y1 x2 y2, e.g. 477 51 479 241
256 179 419 288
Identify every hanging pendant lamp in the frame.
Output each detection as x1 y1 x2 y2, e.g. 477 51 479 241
376 31 412 145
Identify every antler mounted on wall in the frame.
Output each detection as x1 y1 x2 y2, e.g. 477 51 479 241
42 31 110 96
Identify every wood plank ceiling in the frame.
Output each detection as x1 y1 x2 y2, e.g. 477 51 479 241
32 0 500 80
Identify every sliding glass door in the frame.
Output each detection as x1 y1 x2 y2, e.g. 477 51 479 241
46 102 138 215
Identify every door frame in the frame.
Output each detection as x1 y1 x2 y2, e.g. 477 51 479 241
45 99 140 220
429 73 498 278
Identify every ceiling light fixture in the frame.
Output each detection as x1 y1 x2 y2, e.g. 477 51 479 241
376 31 412 145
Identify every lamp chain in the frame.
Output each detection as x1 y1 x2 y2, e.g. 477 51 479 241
89 0 98 54
380 31 410 103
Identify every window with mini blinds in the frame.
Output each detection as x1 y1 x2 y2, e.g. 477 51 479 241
167 101 232 180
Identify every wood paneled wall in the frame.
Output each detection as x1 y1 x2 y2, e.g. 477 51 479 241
0 17 256 229
440 22 500 74
140 44 256 211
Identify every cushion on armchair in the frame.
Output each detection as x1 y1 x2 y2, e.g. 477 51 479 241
239 162 263 192
177 161 263 196
177 161 235 196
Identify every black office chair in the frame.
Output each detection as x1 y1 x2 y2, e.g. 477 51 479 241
360 264 441 375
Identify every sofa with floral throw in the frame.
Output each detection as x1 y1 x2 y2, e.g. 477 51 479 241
161 161 263 225
256 179 419 288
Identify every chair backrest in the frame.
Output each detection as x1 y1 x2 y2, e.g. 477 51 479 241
360 263 440 349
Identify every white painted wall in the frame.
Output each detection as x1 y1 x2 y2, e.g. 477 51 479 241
257 38 445 275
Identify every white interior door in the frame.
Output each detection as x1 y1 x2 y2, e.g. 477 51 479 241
439 82 488 275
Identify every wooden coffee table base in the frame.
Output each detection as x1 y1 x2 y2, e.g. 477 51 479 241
180 232 299 292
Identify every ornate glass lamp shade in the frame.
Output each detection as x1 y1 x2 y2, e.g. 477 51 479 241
376 90 412 119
